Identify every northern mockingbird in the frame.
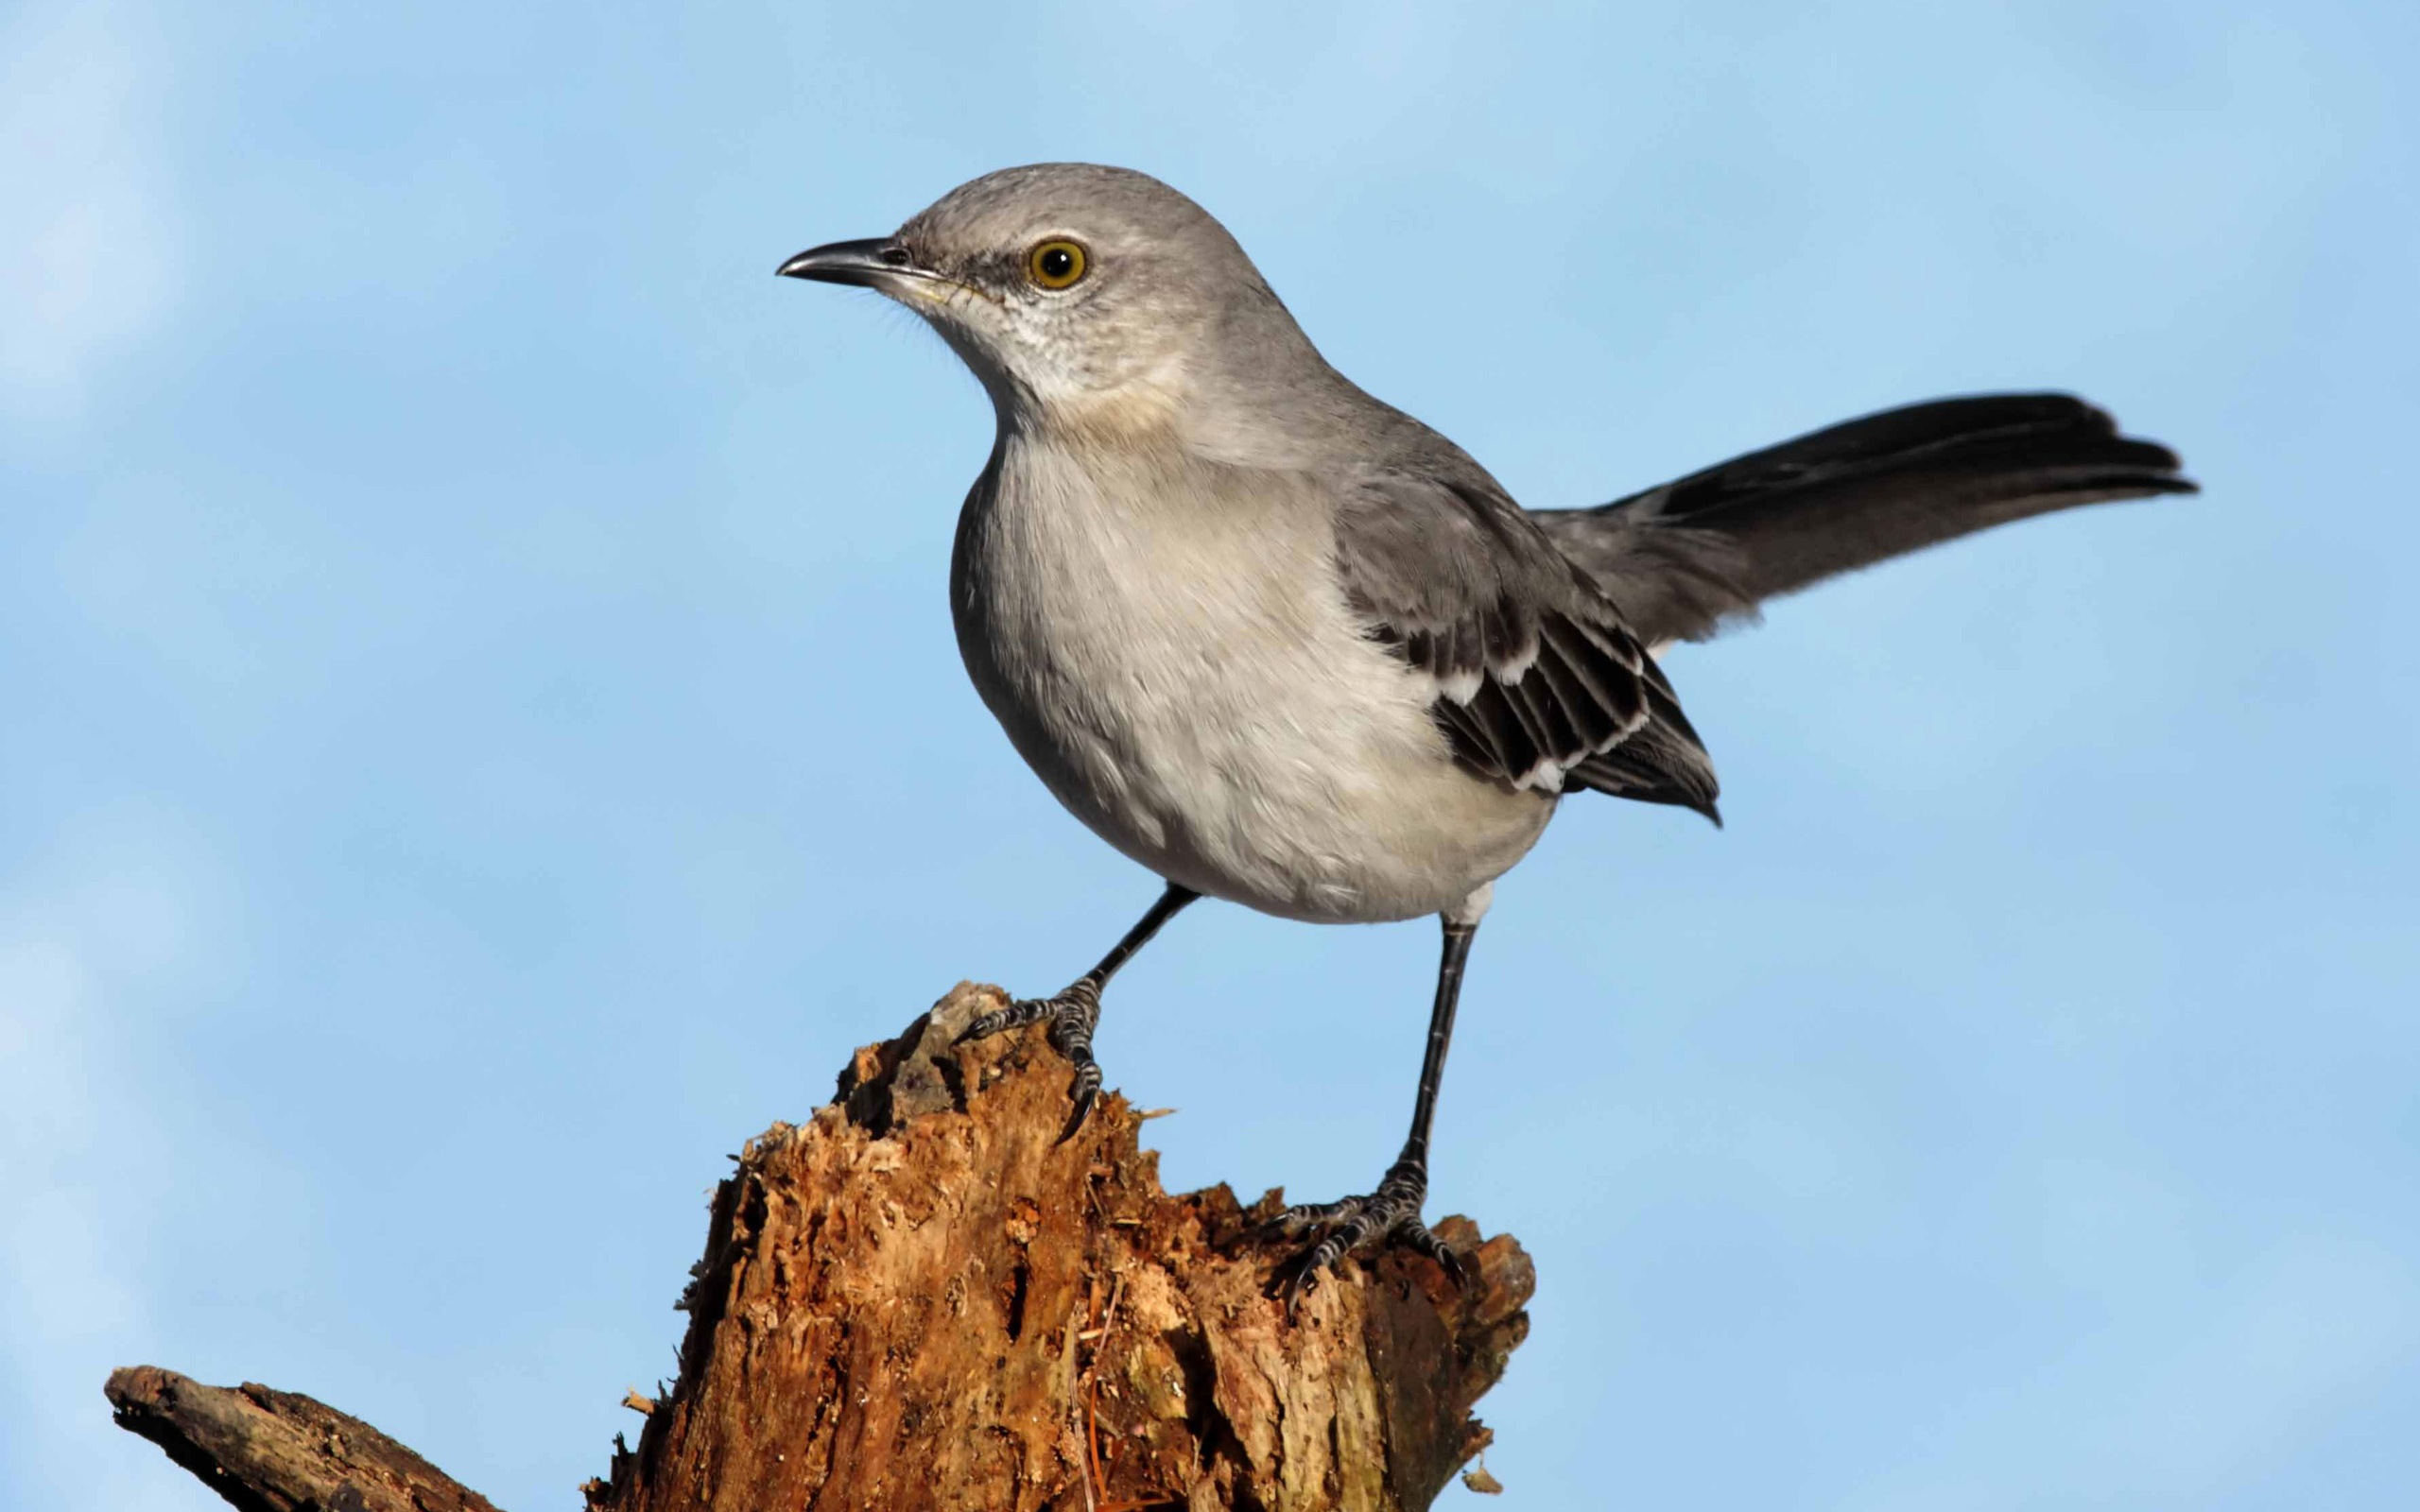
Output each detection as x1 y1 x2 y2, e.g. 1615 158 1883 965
777 163 2192 1300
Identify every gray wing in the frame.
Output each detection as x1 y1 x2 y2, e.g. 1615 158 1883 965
1530 393 2196 646
1332 457 1721 821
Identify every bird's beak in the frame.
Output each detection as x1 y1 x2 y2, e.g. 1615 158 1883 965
775 238 908 288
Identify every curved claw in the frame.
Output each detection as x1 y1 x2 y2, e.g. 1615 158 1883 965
1265 1160 1462 1313
1277 1251 1326 1312
1055 1059 1103 1143
1397 1216 1468 1290
958 979 1112 1136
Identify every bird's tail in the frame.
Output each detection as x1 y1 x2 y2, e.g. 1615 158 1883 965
1529 393 2196 646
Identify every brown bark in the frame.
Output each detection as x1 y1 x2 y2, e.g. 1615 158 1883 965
103 1366 501 1512
110 983 1532 1511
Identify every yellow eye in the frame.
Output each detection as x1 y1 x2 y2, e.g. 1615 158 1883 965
1027 239 1088 290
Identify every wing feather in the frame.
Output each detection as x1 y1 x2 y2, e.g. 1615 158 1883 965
1334 458 1720 820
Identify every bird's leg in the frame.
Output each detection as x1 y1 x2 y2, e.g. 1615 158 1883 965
1274 908 1481 1308
959 882 1199 1133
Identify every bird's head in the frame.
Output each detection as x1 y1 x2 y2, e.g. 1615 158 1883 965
779 163 1309 434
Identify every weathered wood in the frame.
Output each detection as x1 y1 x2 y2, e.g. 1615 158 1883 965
103 1365 499 1512
591 983 1532 1512
111 982 1532 1511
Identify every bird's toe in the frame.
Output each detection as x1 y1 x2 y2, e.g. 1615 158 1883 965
959 980 1112 1135
1266 1157 1462 1310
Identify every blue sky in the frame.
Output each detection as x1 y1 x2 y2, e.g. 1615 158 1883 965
4 1 2414 1507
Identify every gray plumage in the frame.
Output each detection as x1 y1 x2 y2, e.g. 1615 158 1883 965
776 163 2194 1295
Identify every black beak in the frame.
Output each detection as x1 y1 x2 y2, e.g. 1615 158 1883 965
775 237 910 287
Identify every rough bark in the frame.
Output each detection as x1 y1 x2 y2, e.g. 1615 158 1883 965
104 1366 500 1512
111 982 1532 1511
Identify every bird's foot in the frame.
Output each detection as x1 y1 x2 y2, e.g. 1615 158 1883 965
957 976 1107 1136
1268 1154 1466 1311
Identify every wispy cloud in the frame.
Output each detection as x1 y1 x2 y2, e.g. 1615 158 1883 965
0 0 180 429
0 810 234 1511
0 944 175 1507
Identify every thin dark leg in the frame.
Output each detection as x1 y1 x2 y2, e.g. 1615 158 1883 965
959 882 1199 1134
1402 914 1477 1175
1276 914 1479 1307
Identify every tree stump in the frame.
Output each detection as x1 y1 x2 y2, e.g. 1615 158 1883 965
110 983 1533 1511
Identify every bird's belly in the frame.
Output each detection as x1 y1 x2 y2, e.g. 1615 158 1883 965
954 484 1551 923
975 638 1551 922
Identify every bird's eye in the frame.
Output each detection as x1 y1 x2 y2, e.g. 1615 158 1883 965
1027 239 1088 290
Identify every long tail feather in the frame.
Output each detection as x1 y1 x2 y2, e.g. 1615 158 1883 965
1531 393 2196 646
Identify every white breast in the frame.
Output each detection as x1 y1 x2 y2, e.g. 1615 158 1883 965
949 430 1552 924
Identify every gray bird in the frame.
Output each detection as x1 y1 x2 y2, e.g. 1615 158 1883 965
777 163 2192 1300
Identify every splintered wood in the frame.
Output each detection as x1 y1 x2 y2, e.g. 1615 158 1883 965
108 983 1530 1512
586 984 1530 1512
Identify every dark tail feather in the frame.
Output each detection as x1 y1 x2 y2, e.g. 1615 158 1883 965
1530 393 2196 646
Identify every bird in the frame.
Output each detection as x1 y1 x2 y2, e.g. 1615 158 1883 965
775 163 2194 1302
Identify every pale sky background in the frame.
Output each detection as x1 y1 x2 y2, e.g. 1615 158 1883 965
4 2 2415 1508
